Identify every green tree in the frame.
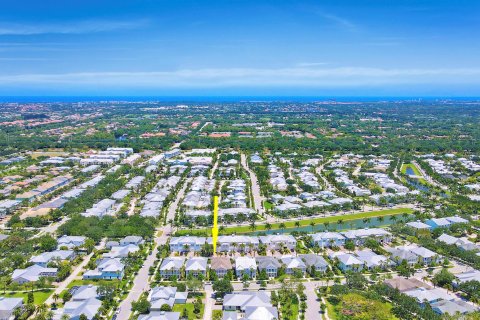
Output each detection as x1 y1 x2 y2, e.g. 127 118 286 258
27 292 34 305
432 268 455 288
132 297 151 314
346 273 367 290
212 278 234 298
39 235 57 252
160 304 172 311
193 296 202 314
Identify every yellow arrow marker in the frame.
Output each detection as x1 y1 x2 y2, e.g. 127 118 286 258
212 195 219 254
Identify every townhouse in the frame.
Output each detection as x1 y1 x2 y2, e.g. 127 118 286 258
341 228 392 246
300 254 329 274
235 257 257 278
310 232 346 248
29 250 76 267
148 286 187 310
280 256 307 276
210 257 233 278
185 257 208 277
159 257 185 279
256 257 281 278
329 252 363 272
259 234 296 251
83 258 125 280
170 236 207 253
11 265 58 284
216 236 259 253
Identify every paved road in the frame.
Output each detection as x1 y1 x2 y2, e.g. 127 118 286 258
240 153 264 216
127 197 137 216
352 161 364 177
116 177 187 320
116 228 171 320
203 284 214 320
199 121 212 132
45 239 106 305
32 216 70 239
166 177 191 222
209 159 219 179
304 281 322 320
315 162 336 192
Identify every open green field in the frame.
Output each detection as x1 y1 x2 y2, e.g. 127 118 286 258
2 289 54 305
175 207 414 236
31 150 68 159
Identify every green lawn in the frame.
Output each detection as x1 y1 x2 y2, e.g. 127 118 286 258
325 301 338 320
263 200 274 210
212 310 223 320
175 208 413 236
281 302 299 320
173 303 204 320
2 289 54 305
224 208 413 234
67 279 122 288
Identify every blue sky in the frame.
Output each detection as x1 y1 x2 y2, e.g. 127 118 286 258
0 0 479 96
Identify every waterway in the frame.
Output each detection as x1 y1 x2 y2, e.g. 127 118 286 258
405 167 415 176
248 213 412 235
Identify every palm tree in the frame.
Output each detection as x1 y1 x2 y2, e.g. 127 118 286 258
378 216 384 223
250 221 256 231
46 311 54 320
52 293 59 304
240 243 246 252
265 223 272 232
310 220 316 232
219 225 225 235
248 243 255 256
391 215 398 222
295 221 300 229
323 221 329 231
279 223 286 232
35 304 48 316
13 307 22 320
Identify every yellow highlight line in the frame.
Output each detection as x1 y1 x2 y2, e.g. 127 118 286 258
212 195 219 254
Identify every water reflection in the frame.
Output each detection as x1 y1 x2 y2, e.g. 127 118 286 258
248 214 411 235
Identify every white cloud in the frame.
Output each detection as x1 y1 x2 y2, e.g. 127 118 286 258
296 62 330 67
0 19 148 35
317 13 358 32
0 66 479 88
